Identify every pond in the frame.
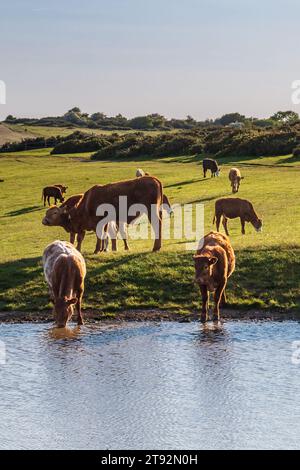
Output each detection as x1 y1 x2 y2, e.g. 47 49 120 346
0 320 300 450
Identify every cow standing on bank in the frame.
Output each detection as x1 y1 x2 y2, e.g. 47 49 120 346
43 240 86 328
194 232 235 322
202 158 220 178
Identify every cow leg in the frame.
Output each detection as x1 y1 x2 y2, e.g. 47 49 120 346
213 282 226 321
93 237 103 254
215 214 221 232
241 218 246 235
151 206 162 252
76 293 84 326
221 290 227 307
76 231 86 252
200 285 209 323
70 232 76 245
222 217 229 236
43 195 46 207
47 196 51 206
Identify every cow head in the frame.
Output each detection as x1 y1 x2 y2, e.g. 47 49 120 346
193 254 218 284
216 169 221 177
254 218 263 233
60 186 68 194
54 296 77 328
42 206 69 227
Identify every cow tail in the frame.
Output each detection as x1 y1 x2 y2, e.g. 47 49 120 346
41 189 44 201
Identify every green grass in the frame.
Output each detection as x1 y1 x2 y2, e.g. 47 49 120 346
1 148 300 314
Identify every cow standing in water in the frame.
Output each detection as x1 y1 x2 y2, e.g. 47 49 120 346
43 240 86 328
202 158 220 178
214 198 263 235
229 168 244 193
194 232 235 322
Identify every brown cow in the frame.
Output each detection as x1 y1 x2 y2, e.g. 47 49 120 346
43 176 163 252
42 240 86 328
42 186 64 206
214 198 262 235
54 184 68 194
194 231 235 322
43 194 130 252
229 168 244 193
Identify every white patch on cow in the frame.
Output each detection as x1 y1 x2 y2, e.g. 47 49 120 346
42 240 86 290
136 168 145 177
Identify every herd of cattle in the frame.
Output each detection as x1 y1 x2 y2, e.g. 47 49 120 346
42 159 263 327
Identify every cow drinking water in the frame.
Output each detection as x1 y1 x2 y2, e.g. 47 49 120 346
194 231 235 322
43 240 86 328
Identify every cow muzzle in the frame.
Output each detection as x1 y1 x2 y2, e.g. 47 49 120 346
42 218 49 226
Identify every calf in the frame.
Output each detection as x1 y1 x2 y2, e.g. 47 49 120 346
194 231 235 322
214 198 262 235
43 240 86 328
42 186 64 206
229 168 244 193
202 158 220 178
54 184 68 194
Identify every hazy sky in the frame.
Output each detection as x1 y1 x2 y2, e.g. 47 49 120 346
1 0 300 120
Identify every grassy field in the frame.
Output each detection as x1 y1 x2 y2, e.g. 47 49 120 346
1 146 300 316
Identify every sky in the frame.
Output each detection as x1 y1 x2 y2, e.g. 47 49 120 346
0 0 300 120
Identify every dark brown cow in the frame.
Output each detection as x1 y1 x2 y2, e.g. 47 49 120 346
213 198 262 235
43 176 163 252
54 184 68 194
229 168 244 193
194 231 235 322
202 158 220 178
42 241 86 328
42 186 64 206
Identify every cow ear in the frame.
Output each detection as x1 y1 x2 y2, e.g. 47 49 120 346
209 257 218 265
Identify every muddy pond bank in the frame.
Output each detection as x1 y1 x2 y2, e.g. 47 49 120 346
0 308 299 323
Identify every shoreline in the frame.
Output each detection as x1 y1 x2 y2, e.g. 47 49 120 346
0 308 299 324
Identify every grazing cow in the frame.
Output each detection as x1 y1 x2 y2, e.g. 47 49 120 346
42 186 64 206
43 240 86 328
194 231 235 322
202 158 220 178
136 168 149 177
43 176 163 252
214 198 262 235
229 168 244 193
54 184 68 194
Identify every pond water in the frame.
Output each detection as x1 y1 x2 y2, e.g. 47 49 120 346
0 320 300 450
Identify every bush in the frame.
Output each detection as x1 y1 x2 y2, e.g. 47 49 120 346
51 137 111 154
293 147 300 157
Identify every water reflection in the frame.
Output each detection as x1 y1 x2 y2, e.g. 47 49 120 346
0 321 300 450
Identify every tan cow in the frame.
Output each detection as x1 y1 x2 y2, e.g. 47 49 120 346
43 240 86 328
194 232 235 322
229 168 244 193
214 198 262 235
